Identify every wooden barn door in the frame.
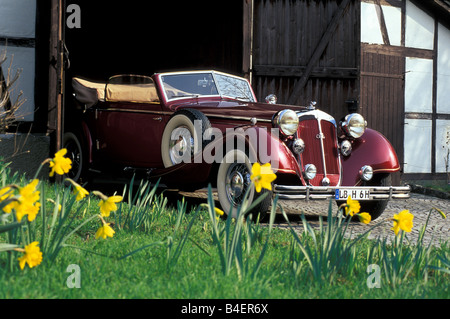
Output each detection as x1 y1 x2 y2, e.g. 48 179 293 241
360 45 405 178
245 0 359 121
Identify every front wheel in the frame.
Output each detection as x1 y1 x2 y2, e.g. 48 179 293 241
216 149 272 220
337 174 391 221
359 174 391 220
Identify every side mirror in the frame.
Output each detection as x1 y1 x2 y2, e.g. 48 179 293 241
265 94 277 105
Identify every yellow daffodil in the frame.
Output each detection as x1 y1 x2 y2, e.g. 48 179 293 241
357 212 371 225
0 186 12 201
74 184 89 201
95 222 115 240
0 186 15 214
66 179 89 201
49 149 72 177
250 163 277 193
17 242 43 270
4 180 41 222
98 195 123 217
344 196 361 217
392 210 414 236
215 207 225 221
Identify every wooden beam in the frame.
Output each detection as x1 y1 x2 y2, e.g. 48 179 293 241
254 65 358 79
287 0 352 105
375 0 391 45
403 173 448 181
242 0 254 82
361 43 435 59
361 0 403 7
360 71 403 79
47 0 64 151
431 19 439 175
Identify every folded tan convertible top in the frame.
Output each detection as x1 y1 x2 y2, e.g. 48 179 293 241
72 77 159 107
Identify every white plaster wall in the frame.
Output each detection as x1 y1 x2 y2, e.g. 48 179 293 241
0 0 36 38
361 2 384 45
437 23 450 115
405 0 435 50
360 2 401 46
382 5 402 46
436 120 450 173
404 57 434 113
404 119 432 173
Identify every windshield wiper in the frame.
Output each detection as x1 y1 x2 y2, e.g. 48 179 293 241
234 96 252 101
174 94 200 98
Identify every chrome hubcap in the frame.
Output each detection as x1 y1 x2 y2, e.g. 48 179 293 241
225 164 251 206
169 126 194 165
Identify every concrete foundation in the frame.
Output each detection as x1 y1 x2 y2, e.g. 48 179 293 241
0 133 50 180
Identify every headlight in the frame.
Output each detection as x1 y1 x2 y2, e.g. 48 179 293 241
276 109 299 136
341 113 367 139
304 164 317 180
360 165 373 181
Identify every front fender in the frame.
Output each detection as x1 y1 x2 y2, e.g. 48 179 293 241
341 128 400 186
245 126 303 184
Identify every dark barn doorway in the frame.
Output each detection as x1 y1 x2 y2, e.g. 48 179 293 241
64 1 243 81
62 1 244 141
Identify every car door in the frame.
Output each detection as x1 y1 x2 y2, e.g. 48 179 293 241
93 76 167 168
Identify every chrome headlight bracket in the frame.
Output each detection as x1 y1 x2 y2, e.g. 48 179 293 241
340 140 352 157
292 138 305 155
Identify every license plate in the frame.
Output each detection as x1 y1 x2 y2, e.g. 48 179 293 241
335 188 371 201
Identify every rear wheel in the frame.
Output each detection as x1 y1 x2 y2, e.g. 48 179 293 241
63 132 85 182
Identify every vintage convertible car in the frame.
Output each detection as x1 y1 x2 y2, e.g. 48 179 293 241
66 70 410 219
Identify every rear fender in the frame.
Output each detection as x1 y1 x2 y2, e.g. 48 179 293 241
81 121 94 164
341 128 400 186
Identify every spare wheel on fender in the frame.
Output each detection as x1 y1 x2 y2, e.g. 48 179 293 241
161 108 212 168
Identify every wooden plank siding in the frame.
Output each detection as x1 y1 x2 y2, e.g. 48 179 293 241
249 0 360 121
359 48 405 166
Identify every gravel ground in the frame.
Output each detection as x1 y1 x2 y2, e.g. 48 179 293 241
276 193 450 246
178 190 449 247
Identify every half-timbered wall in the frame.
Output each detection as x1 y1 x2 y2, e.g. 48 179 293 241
360 0 450 180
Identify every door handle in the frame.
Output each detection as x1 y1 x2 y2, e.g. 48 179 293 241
153 117 163 122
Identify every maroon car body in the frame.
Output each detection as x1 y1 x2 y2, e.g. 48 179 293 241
66 70 409 219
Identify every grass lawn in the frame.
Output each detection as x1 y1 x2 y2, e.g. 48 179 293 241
1 161 449 304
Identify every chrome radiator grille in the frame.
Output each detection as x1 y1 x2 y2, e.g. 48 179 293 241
297 112 341 186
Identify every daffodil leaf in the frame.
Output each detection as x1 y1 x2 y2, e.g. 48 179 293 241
0 243 20 252
0 221 22 234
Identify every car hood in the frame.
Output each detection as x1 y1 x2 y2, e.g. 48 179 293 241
168 98 306 122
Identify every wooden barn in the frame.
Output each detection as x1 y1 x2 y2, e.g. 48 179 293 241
1 0 450 183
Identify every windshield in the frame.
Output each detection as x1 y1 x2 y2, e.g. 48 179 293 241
160 71 255 102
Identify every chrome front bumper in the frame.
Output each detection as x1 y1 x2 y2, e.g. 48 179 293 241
274 185 411 201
